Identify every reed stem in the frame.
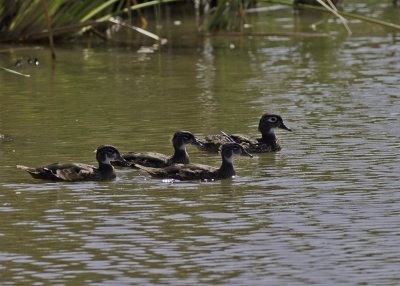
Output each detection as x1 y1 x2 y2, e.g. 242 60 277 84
41 0 56 60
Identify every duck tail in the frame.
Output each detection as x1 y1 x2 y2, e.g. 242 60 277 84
133 163 162 176
17 165 38 174
17 165 31 171
127 162 139 169
132 163 149 172
220 131 237 143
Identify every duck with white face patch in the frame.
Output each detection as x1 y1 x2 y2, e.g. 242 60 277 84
113 131 203 168
133 143 253 181
197 113 292 153
17 145 126 181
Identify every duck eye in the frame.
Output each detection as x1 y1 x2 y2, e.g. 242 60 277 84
268 117 278 123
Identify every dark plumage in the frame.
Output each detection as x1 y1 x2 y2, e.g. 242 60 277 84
17 145 126 181
197 113 291 153
134 143 253 181
114 131 203 168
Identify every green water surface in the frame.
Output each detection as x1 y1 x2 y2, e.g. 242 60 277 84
1 2 400 285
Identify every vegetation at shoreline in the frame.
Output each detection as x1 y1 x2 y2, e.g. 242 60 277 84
0 0 181 42
1 0 399 44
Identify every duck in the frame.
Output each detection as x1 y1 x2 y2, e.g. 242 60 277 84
17 145 127 181
197 113 291 153
134 143 252 181
114 131 203 168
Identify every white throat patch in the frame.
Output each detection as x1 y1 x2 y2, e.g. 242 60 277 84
102 157 112 165
225 154 233 164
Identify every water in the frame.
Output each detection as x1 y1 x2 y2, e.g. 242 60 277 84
1 2 400 285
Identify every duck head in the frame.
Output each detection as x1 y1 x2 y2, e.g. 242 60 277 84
172 131 203 150
221 143 253 163
96 145 127 165
258 113 292 135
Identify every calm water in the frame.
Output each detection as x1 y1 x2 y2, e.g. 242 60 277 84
1 2 400 285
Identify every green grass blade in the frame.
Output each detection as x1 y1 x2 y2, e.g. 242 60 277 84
261 0 400 31
0 66 31 77
80 0 118 23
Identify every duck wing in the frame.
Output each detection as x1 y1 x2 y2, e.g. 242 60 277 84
175 163 218 180
135 163 218 181
197 133 258 152
197 135 231 152
18 163 97 181
53 163 97 181
229 134 257 145
121 152 170 168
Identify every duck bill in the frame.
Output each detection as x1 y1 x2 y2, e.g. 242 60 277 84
116 154 129 166
279 122 292 132
241 149 253 158
192 138 204 148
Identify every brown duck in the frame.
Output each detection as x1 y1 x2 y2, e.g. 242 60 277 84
17 145 127 181
198 113 291 153
114 131 203 168
134 143 252 181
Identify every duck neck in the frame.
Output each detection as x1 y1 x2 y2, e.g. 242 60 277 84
98 161 115 177
218 155 236 178
170 145 189 164
260 129 276 143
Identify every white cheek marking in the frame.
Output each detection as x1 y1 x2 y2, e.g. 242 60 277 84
102 156 112 165
225 155 233 164
178 143 186 151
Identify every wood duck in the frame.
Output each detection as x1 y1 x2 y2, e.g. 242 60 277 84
134 143 253 181
198 113 291 153
17 145 127 181
114 131 203 168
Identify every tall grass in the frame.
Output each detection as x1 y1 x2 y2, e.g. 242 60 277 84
1 0 400 42
0 0 179 42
